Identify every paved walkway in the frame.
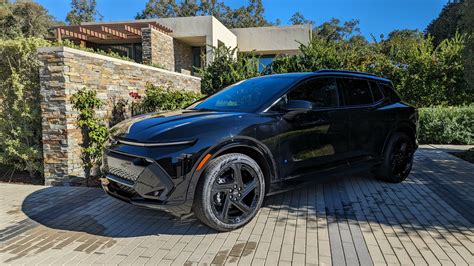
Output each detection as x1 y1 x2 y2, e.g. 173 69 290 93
0 146 473 265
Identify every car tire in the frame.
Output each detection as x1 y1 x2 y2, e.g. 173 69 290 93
376 132 415 183
194 153 265 231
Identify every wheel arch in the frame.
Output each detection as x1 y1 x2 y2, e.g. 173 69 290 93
185 137 278 203
382 122 417 155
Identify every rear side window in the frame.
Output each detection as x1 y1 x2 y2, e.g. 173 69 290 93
337 78 373 106
378 83 401 102
369 81 384 102
288 78 339 108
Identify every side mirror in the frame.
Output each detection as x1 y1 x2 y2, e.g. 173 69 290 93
283 100 313 112
282 100 313 121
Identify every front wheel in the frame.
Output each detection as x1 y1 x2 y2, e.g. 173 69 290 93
376 132 415 183
194 153 265 231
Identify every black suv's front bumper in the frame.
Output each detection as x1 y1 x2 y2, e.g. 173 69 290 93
101 150 192 216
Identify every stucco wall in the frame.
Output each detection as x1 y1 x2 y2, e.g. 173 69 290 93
155 16 237 64
37 46 201 185
230 25 312 55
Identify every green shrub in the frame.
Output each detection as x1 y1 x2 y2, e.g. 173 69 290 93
418 105 474 144
266 33 472 107
71 88 108 184
0 37 51 178
57 39 133 62
135 83 203 114
198 46 260 95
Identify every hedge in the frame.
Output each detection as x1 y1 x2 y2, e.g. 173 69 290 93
418 105 474 145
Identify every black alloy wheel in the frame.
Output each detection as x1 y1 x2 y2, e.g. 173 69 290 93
194 153 265 231
376 132 415 183
210 162 261 224
389 139 414 179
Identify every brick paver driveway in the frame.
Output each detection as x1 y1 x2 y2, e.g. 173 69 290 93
1 146 473 265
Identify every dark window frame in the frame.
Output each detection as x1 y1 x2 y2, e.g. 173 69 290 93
378 82 401 102
336 77 376 107
368 81 385 103
286 77 341 110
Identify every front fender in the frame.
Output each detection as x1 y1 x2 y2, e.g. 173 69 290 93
184 136 278 205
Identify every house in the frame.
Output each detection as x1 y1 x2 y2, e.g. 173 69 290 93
54 16 312 75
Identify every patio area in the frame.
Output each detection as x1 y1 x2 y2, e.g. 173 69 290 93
0 145 473 265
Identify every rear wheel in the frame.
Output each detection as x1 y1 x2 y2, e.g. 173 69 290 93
376 133 415 183
194 153 265 231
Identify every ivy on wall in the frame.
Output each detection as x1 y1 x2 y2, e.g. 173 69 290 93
71 88 108 184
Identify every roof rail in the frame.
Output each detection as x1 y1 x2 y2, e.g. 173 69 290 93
315 69 379 77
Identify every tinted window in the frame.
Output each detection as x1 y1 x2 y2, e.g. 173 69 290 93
379 83 401 102
369 81 384 102
338 78 373 106
287 78 339 108
191 76 299 112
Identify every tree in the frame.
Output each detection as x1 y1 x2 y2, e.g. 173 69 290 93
289 12 313 25
425 0 465 46
0 0 57 39
136 0 273 28
197 46 260 94
0 37 52 178
387 29 421 40
314 18 362 42
462 0 473 90
135 0 178 19
227 0 270 28
66 0 102 25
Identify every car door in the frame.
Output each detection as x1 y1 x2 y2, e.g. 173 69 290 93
337 77 377 159
277 77 351 178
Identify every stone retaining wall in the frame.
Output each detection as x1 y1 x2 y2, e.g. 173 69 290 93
37 46 201 185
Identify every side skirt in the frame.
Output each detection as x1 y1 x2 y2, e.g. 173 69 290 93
267 158 379 196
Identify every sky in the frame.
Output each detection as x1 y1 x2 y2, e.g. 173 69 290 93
35 0 448 40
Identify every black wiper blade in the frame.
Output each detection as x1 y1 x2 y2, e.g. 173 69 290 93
192 108 216 112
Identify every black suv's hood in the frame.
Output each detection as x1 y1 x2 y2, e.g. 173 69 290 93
111 110 246 143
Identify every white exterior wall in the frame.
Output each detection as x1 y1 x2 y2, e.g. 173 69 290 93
155 16 237 64
230 24 312 55
81 17 310 64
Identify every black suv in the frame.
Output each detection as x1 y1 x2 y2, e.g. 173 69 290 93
102 70 418 231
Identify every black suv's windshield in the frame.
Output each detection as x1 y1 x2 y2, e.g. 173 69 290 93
189 76 299 112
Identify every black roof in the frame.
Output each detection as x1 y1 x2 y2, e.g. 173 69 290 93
313 69 391 82
261 70 391 83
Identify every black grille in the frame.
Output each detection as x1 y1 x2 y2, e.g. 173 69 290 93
105 152 145 182
108 166 140 181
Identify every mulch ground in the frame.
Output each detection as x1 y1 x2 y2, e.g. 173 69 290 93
0 165 44 185
449 148 474 164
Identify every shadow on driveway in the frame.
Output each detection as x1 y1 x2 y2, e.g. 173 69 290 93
1 148 473 264
19 148 473 239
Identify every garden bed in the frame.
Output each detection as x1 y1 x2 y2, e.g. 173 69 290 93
0 165 44 185
450 148 474 164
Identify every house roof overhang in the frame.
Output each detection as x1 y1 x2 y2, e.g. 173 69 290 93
54 21 173 44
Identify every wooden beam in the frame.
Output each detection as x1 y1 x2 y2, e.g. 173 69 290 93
123 25 141 36
56 28 62 42
101 25 127 39
148 23 172 34
59 28 87 41
148 24 160 32
79 27 107 40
